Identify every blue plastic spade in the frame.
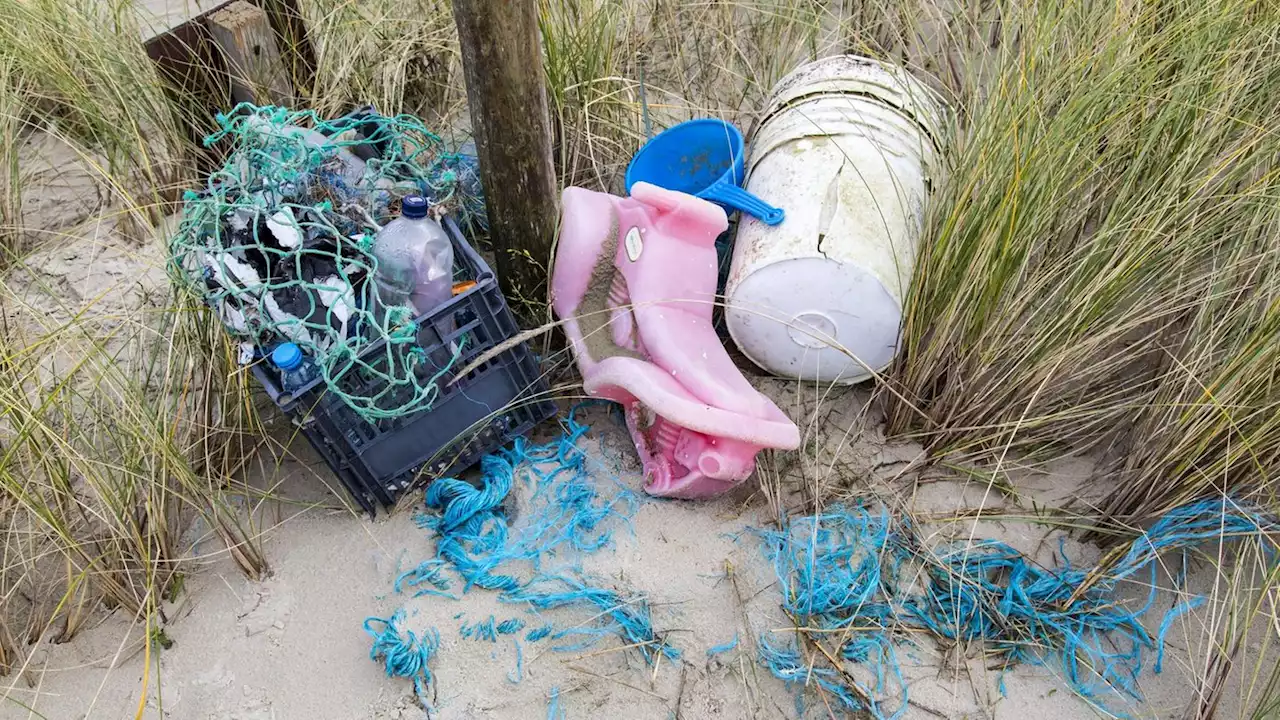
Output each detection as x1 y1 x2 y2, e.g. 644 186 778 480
625 119 785 226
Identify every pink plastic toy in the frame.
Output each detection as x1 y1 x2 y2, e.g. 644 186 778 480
552 181 800 499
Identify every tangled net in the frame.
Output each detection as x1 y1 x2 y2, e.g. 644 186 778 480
168 104 485 420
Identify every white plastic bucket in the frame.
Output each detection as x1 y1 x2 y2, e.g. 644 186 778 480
725 55 948 384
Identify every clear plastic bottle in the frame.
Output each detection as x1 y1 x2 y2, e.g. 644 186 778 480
371 196 455 317
272 342 319 393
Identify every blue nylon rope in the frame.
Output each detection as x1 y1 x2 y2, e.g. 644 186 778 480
527 624 554 642
412 406 674 666
363 610 439 704
508 638 524 684
757 497 1276 720
706 634 740 659
547 686 566 720
504 574 680 663
498 618 526 635
460 615 499 642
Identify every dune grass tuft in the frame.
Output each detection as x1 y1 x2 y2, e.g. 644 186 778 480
885 0 1280 524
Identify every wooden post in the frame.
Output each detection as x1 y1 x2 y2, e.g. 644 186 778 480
259 0 317 93
453 0 558 307
208 1 293 106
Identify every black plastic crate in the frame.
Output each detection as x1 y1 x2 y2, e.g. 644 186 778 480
252 216 555 512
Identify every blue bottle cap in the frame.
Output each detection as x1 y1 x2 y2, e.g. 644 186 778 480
272 342 303 370
402 195 428 219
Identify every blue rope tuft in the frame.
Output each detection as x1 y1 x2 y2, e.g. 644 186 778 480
364 610 439 705
508 638 524 684
706 634 739 659
527 624 554 642
505 574 680 664
547 686 565 720
497 618 527 635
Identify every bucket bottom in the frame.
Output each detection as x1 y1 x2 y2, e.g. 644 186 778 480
725 257 901 384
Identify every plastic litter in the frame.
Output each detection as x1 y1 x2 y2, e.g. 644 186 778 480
364 610 440 706
173 105 552 512
169 104 485 421
705 634 739 659
547 686 565 720
505 574 680 664
726 55 949 384
526 624 554 642
552 182 800 498
270 341 318 393
372 195 455 316
412 409 675 664
757 497 1277 719
626 118 785 226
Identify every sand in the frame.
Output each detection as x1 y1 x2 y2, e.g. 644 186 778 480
3 394 1271 719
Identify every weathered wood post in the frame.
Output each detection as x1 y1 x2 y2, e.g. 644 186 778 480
208 1 294 105
452 0 558 308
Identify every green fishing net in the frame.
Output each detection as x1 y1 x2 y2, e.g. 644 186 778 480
168 103 485 421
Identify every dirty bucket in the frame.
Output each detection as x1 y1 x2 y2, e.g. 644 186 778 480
724 55 948 384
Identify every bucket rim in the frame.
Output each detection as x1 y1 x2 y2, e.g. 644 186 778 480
751 55 949 154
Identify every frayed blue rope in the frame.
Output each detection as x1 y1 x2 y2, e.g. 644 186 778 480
420 410 638 595
508 638 524 684
505 574 680 664
758 634 861 714
1155 596 1205 673
413 588 459 600
417 407 671 665
364 610 439 705
758 497 1277 720
547 686 565 720
498 618 526 635
425 457 512 533
706 634 739 659
527 624 554 642
461 615 499 642
394 559 450 595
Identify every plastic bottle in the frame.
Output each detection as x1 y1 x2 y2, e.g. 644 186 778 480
245 116 368 188
371 196 455 316
272 342 319 393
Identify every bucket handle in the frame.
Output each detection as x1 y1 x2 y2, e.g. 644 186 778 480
701 182 785 226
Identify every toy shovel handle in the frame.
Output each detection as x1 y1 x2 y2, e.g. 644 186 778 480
701 182 785 226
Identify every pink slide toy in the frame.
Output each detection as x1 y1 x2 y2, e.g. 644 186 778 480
552 181 800 498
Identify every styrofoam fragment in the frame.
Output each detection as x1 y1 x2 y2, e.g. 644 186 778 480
267 207 302 249
316 275 355 341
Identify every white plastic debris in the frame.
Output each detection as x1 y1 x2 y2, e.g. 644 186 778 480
226 207 254 233
203 252 262 293
315 275 356 340
267 207 302 249
219 301 249 334
263 292 316 349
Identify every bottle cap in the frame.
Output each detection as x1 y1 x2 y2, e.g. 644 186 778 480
272 342 303 371
402 195 428 219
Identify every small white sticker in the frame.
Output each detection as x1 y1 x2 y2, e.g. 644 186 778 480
624 226 643 262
